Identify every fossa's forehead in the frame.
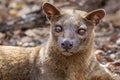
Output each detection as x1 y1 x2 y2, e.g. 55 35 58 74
57 9 88 25
58 14 84 26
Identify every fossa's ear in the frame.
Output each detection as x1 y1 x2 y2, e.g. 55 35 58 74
85 9 106 25
43 3 60 19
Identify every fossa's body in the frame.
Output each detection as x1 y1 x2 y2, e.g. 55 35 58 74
0 3 119 80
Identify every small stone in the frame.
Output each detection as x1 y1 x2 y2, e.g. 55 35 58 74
22 43 29 47
9 38 17 46
22 42 35 47
25 30 37 37
107 50 112 54
29 42 35 46
115 51 120 60
109 54 116 59
116 38 120 46
0 32 5 39
17 41 22 46
21 36 32 43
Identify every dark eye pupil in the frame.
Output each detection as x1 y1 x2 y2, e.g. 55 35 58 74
78 29 86 35
54 25 62 32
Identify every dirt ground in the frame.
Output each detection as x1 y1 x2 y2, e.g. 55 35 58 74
0 0 120 74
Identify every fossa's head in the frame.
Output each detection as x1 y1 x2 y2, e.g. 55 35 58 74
43 3 105 56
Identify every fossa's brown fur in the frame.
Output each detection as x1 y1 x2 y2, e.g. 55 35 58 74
0 3 119 80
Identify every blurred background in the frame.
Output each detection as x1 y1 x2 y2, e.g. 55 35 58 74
0 0 120 74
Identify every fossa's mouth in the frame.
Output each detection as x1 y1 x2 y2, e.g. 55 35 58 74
61 50 74 56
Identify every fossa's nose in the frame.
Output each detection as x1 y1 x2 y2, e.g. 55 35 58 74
61 40 73 50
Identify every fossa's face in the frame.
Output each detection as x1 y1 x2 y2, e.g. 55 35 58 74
43 3 105 56
50 13 94 56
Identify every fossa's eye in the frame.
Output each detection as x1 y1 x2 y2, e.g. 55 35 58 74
77 29 86 35
54 25 62 33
